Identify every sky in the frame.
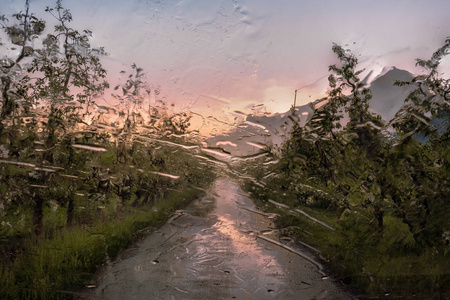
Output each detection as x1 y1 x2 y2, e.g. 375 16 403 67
2 0 450 118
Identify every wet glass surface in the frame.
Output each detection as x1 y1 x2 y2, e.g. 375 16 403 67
0 0 449 299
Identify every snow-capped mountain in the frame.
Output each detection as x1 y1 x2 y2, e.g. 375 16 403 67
369 67 414 121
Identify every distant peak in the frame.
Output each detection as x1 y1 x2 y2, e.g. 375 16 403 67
385 66 410 74
371 66 413 84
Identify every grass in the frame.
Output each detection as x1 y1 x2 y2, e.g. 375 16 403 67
0 186 207 300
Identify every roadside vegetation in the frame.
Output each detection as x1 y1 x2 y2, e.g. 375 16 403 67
0 1 215 299
241 40 450 298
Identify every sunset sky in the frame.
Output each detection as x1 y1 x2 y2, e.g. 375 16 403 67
3 0 450 116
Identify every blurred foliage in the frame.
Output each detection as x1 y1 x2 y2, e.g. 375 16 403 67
279 40 450 245
242 40 450 297
0 1 216 298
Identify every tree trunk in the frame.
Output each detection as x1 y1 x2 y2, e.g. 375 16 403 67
33 193 44 236
0 76 13 136
374 206 384 232
315 140 339 185
67 197 74 227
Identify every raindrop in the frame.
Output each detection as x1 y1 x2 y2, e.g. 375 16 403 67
150 171 180 179
72 144 107 152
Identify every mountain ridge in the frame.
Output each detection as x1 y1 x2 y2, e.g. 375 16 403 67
206 67 415 156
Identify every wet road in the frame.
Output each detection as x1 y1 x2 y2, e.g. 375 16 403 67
86 178 351 299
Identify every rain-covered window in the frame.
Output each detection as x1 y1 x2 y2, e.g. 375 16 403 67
1 0 449 299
